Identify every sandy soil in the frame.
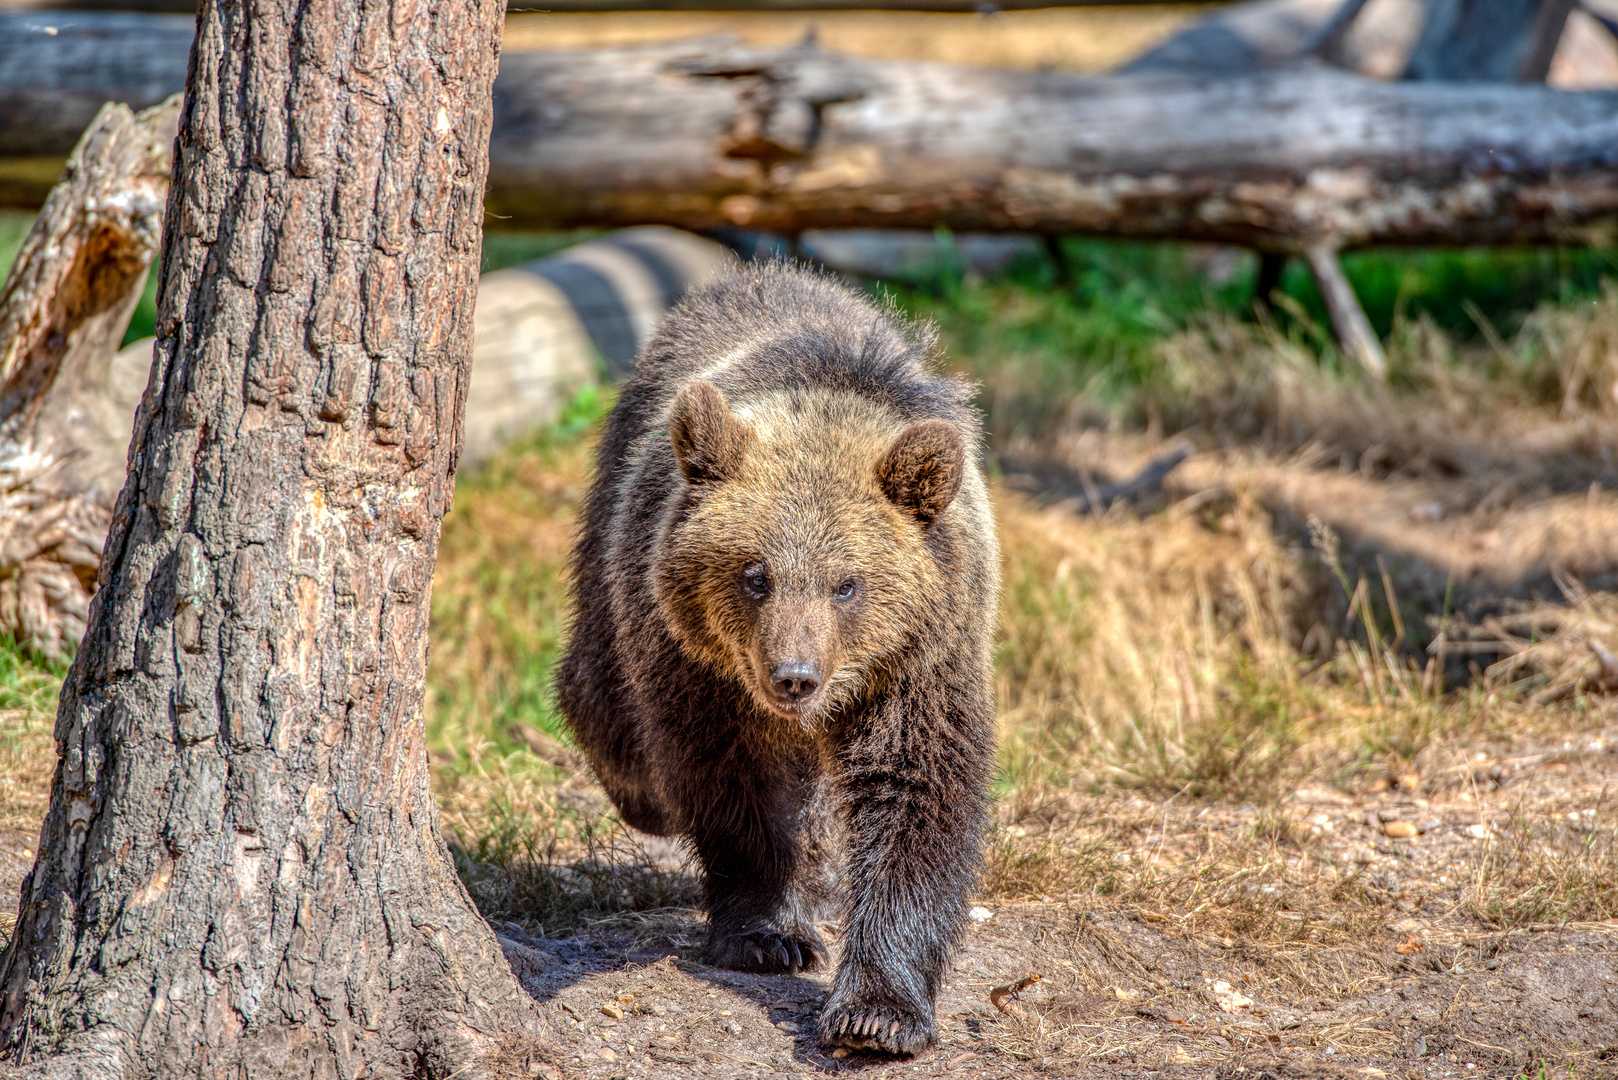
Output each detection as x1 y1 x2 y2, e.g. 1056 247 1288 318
494 906 1616 1080
2 739 1612 1079
491 726 1618 1080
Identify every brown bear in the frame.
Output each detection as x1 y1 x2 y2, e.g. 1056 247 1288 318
556 261 999 1055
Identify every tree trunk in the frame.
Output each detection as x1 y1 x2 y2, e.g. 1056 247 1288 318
4 16 1617 253
0 97 179 660
0 0 541 1075
1402 0 1578 82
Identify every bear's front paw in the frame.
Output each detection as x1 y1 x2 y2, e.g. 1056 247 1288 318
818 999 935 1056
705 927 827 974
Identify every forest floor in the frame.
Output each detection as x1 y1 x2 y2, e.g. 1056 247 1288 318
478 726 1618 1080
3 241 1617 1078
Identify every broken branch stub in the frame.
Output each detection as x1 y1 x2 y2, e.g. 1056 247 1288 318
1305 243 1388 381
0 95 180 657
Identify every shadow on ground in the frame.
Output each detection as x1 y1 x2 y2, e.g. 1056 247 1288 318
489 896 1617 1080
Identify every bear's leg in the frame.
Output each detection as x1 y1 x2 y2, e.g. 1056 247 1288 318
556 630 674 836
688 766 832 975
818 673 994 1056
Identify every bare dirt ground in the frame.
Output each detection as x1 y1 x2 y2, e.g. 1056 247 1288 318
487 722 1617 1080
4 721 1610 1079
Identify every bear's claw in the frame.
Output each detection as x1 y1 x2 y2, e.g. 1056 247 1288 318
817 1002 934 1056
706 928 826 974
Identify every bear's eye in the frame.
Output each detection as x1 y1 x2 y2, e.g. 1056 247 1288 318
835 579 857 600
742 569 770 598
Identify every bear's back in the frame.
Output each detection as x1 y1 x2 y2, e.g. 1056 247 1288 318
624 262 975 437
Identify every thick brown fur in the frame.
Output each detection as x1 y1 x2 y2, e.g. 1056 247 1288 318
557 261 1000 1056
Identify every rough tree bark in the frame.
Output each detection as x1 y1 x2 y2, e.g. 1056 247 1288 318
0 97 179 659
0 0 542 1076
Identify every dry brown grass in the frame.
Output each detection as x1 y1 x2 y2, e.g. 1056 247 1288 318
971 740 1617 1071
993 487 1314 799
967 290 1618 1041
0 704 51 841
419 410 1618 950
1466 579 1618 702
502 7 1197 72
0 655 60 828
427 411 595 775
0 647 64 945
409 270 1618 952
995 289 1618 706
1147 302 1618 476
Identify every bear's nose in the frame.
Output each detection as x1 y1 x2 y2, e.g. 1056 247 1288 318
770 660 821 702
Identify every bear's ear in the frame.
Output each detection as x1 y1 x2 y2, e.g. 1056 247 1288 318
669 381 751 485
877 419 966 525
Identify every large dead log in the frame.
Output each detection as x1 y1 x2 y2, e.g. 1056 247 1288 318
0 13 193 163
3 15 1617 257
0 95 179 658
483 40 1618 251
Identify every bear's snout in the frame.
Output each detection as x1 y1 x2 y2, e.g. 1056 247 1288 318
769 659 822 703
756 599 837 714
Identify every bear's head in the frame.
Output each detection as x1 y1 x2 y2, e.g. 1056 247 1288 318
653 380 965 727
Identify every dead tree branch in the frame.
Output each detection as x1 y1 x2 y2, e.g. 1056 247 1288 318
0 95 178 656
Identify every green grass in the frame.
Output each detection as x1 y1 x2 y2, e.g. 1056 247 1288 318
480 228 602 273
426 384 613 782
0 211 32 280
883 235 1618 433
0 639 67 717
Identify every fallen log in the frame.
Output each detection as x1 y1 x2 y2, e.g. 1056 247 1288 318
5 15 1617 256
6 14 1618 382
483 40 1618 249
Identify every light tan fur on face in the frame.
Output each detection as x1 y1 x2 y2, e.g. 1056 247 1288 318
653 387 948 726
